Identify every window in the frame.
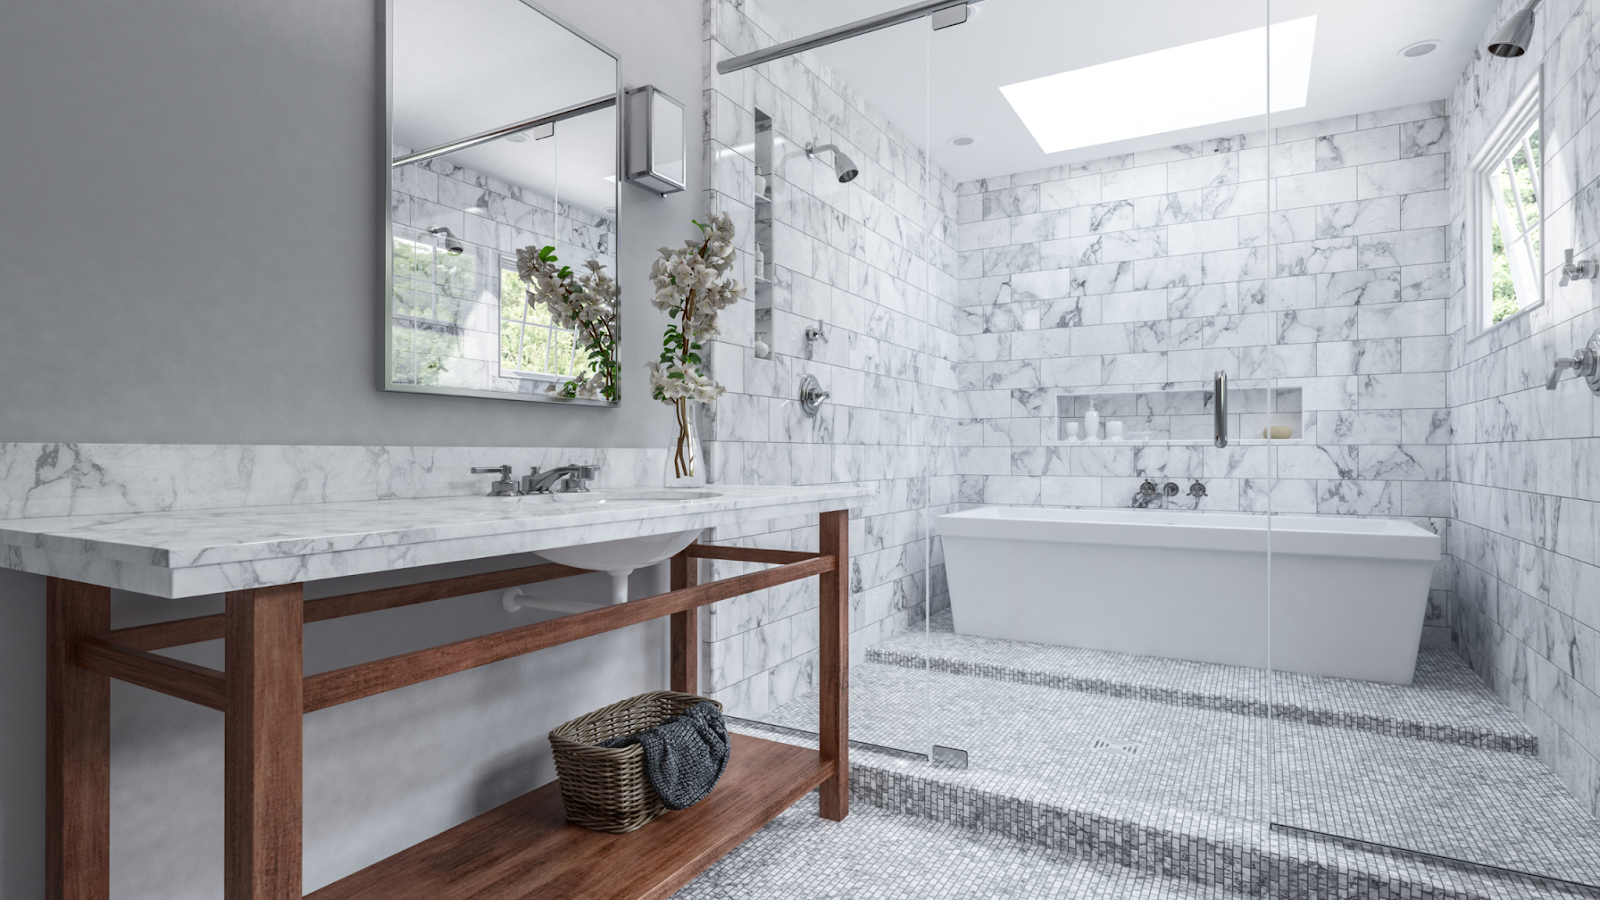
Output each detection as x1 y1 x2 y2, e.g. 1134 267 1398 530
498 261 591 381
1472 73 1543 330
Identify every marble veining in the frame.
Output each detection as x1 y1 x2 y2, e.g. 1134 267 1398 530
0 483 872 598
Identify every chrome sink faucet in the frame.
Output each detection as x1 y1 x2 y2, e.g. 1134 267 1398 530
471 464 602 496
524 464 603 494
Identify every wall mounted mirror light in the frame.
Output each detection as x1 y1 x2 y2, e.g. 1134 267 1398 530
625 85 688 195
386 0 621 405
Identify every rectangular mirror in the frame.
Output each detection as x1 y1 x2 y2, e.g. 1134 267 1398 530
386 0 620 404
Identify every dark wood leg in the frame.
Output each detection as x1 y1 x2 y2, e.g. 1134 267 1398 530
817 510 849 821
46 578 110 900
670 550 699 694
225 585 303 900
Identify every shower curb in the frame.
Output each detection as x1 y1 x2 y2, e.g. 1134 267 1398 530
866 648 1539 756
848 761 1574 900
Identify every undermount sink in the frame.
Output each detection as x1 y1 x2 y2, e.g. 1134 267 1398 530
548 489 721 503
505 528 702 610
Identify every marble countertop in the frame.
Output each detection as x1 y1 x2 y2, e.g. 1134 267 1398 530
0 484 872 598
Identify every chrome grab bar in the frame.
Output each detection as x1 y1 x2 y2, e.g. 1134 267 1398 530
1213 371 1228 448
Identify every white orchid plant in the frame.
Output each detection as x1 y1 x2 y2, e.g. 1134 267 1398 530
648 213 747 478
516 246 620 402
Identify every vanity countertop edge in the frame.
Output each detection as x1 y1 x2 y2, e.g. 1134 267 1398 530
0 484 874 599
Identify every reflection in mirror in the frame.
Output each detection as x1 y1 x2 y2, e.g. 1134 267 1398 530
386 0 619 404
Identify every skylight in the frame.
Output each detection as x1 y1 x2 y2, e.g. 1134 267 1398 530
1000 17 1318 154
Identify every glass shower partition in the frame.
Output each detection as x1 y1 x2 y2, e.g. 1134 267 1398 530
701 6 940 764
1262 1 1600 895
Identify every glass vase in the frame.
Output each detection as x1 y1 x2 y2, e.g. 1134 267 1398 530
665 399 707 488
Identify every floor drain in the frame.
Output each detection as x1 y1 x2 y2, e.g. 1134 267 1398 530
1092 739 1140 755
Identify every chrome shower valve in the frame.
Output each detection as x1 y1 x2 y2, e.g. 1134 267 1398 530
1547 331 1600 393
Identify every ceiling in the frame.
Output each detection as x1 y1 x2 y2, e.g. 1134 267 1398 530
392 0 618 216
756 0 1500 183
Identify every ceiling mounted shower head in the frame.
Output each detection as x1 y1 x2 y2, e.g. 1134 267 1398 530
1488 1 1540 57
806 142 860 184
428 225 464 256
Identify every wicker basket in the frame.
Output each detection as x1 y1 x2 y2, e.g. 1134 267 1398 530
549 690 722 833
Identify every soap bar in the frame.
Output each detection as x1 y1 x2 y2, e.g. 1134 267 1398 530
1262 425 1293 439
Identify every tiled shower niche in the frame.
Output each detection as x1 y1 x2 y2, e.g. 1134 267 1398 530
1054 386 1303 444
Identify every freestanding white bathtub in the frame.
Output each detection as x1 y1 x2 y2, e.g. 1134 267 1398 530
938 507 1441 685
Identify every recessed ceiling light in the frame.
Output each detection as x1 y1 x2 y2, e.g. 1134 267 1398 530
1001 16 1318 155
1399 40 1440 57
504 132 529 143
949 135 976 146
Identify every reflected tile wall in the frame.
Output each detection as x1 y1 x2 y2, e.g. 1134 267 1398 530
1447 0 1600 818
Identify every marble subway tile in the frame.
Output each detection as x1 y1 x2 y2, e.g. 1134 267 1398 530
1358 155 1448 198
1276 168 1360 209
1315 125 1399 170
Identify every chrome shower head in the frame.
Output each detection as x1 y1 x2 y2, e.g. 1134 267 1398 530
1488 1 1540 57
806 142 859 184
428 225 464 256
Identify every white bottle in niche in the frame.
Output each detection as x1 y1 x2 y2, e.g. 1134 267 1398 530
1083 401 1099 441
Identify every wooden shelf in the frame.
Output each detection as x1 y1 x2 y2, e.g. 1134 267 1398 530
309 734 831 900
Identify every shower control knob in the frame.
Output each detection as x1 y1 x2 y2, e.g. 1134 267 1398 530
1188 482 1207 498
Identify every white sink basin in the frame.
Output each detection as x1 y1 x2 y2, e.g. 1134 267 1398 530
537 529 701 576
480 488 718 611
547 489 720 504
504 529 700 610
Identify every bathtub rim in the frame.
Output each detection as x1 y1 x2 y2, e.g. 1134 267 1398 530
936 506 1441 563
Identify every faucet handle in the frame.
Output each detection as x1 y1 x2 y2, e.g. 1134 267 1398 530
471 465 519 496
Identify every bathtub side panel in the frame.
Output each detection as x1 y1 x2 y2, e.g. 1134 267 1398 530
1269 554 1434 685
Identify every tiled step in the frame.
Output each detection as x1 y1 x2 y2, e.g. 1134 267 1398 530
866 613 1536 756
729 718 1586 900
847 759 1596 900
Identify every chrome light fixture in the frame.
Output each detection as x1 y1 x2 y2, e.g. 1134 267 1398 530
1488 1 1540 58
806 142 859 183
625 85 687 195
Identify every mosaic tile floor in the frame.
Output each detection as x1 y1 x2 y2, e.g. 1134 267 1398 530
673 793 1253 900
693 618 1600 899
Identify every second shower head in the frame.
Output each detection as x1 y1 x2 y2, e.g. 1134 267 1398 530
806 142 859 183
428 225 464 256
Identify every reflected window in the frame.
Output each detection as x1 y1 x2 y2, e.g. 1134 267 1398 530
390 230 474 386
498 263 588 382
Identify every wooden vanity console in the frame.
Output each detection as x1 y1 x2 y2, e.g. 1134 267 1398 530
45 511 851 900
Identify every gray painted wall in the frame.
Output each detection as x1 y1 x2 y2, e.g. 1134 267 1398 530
0 1 704 896
0 0 698 448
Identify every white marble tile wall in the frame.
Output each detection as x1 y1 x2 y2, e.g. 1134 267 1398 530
1446 0 1600 818
699 0 962 718
952 104 1454 533
0 443 665 519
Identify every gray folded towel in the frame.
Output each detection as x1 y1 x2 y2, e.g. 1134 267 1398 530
599 701 730 809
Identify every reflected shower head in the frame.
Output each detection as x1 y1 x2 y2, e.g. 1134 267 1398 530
428 225 464 256
1487 1 1539 57
806 142 859 183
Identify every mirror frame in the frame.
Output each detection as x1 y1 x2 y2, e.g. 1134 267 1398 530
382 0 623 406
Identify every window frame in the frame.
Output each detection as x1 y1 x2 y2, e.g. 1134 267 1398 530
1469 69 1544 337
